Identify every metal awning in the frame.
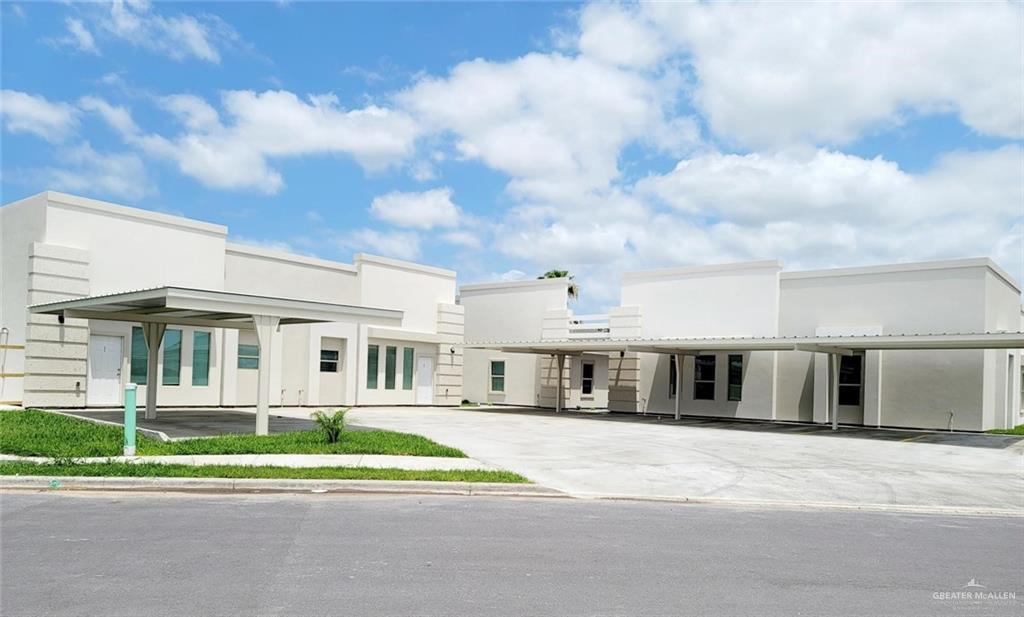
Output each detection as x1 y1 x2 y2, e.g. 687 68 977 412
464 332 1024 355
30 287 404 435
29 286 402 330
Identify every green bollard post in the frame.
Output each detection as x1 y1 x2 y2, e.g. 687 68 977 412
124 383 137 457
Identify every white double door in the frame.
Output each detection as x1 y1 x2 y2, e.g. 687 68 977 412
88 335 123 406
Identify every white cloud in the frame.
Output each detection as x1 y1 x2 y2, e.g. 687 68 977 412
495 146 1023 306
577 3 665 69
340 229 421 261
84 90 421 193
441 230 482 250
98 0 235 63
497 269 529 282
158 94 220 131
29 142 153 201
399 52 696 203
0 90 79 143
370 187 461 229
60 18 100 54
629 2 1023 146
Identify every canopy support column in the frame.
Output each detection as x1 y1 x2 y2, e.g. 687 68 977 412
142 322 166 420
253 315 280 435
674 353 683 420
829 352 840 431
555 353 565 413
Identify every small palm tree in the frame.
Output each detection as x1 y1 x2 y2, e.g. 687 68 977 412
538 269 579 300
312 409 347 444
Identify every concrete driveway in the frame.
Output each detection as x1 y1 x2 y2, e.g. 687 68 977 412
342 406 1024 512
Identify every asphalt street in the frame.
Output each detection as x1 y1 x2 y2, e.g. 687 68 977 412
1 491 1021 617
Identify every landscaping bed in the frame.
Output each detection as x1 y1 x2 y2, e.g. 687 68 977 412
0 461 527 483
0 410 465 458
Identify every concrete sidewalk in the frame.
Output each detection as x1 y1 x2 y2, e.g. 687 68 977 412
0 453 495 471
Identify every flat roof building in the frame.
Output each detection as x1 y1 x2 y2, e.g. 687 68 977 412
462 259 1024 432
0 192 464 424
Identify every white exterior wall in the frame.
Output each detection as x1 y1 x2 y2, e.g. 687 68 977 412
621 261 782 419
461 278 569 406
2 192 460 409
0 195 48 405
778 260 1020 430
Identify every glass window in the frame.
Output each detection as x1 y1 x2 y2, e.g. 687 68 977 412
728 354 742 402
192 331 211 386
581 361 594 395
162 329 182 386
384 346 397 389
366 344 379 389
402 347 414 390
490 360 505 392
838 355 863 406
130 326 148 385
694 354 716 400
320 349 339 373
237 343 260 370
668 355 677 398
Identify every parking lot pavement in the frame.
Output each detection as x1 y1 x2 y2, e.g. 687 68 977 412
344 406 1024 512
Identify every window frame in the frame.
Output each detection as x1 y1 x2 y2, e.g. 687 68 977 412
320 348 339 373
237 343 260 370
130 326 148 385
693 354 716 401
192 331 211 386
727 354 742 402
366 344 379 389
489 360 506 393
668 355 677 398
838 354 864 406
402 347 414 390
384 346 397 390
162 329 182 386
581 361 594 396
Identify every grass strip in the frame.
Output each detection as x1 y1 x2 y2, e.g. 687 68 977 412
1 410 465 458
0 461 528 483
988 424 1024 435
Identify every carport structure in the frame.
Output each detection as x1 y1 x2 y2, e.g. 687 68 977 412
29 287 403 434
466 332 1024 428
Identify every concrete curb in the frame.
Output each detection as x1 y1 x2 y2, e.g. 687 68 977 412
0 475 566 498
573 492 1024 518
2 476 1017 517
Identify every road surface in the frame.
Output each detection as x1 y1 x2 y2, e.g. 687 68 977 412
2 492 1021 616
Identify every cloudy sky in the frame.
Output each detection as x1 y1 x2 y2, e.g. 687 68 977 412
2 1 1021 310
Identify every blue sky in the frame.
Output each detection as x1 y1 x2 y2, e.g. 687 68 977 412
2 1 1021 311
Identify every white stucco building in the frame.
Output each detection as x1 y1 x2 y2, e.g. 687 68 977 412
0 192 464 414
462 259 1024 432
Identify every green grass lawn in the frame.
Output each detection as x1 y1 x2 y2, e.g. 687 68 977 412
0 409 465 458
0 461 528 483
988 424 1024 436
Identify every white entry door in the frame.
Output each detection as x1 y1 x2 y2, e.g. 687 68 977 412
88 335 123 406
416 356 434 404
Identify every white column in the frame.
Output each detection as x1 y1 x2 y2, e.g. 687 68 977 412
142 322 166 420
830 352 840 431
253 315 280 435
674 353 683 420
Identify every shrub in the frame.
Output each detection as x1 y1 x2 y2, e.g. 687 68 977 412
311 409 347 444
